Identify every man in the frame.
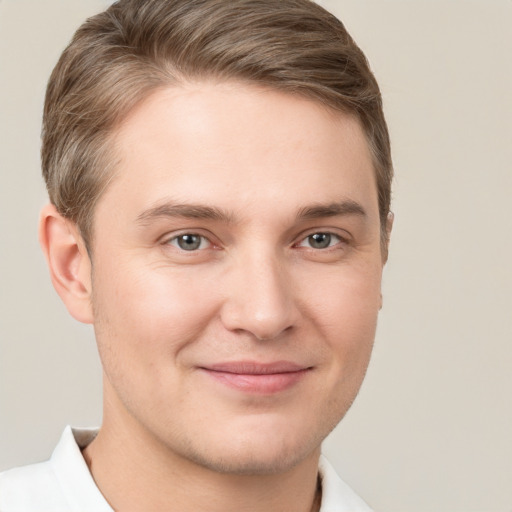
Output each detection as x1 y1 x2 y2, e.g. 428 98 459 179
0 0 393 510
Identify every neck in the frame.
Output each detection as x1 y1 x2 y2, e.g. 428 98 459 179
83 401 322 512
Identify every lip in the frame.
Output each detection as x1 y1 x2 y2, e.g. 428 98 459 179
198 361 312 394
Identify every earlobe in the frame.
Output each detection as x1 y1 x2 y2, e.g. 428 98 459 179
39 204 94 324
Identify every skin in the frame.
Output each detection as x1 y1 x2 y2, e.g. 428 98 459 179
40 82 391 512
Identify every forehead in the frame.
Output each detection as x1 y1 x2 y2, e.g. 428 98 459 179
100 81 378 225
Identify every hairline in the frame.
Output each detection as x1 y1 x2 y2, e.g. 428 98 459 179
80 78 388 258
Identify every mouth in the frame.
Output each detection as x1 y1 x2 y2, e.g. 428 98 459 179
198 361 312 394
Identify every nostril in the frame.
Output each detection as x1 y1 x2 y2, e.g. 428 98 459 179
254 324 294 341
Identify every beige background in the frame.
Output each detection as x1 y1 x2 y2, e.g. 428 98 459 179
1 1 511 510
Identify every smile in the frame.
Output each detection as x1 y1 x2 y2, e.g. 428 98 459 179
199 361 312 394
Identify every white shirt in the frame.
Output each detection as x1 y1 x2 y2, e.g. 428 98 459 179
0 427 372 511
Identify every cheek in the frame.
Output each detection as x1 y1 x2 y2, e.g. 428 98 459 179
301 262 382 377
303 261 382 332
91 260 221 362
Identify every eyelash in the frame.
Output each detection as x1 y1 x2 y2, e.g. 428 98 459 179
166 233 213 251
295 232 345 250
164 231 347 252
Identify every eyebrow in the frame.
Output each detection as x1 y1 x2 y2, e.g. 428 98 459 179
296 200 367 221
136 199 367 226
136 202 234 225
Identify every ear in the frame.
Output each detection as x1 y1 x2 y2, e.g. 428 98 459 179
39 204 94 324
381 211 394 264
380 211 394 309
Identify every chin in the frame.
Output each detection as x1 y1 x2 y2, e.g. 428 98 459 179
176 418 327 476
185 443 314 476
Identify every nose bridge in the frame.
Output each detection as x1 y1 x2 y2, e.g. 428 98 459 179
221 246 297 340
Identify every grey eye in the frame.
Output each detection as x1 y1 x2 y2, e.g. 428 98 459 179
307 233 332 249
171 234 206 251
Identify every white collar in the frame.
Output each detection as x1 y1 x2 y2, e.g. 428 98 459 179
50 426 112 511
51 426 371 511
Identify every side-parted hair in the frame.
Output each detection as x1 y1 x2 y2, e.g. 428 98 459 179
42 0 392 250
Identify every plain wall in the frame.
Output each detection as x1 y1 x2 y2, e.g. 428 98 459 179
1 1 511 511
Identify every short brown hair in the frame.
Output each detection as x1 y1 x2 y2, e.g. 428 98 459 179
42 0 392 249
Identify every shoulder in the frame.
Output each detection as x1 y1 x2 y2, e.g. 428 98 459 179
319 455 373 512
0 460 69 511
0 426 111 512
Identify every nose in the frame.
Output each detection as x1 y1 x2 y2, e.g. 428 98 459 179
219 252 299 341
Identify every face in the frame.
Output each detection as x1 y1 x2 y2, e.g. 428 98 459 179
88 82 385 475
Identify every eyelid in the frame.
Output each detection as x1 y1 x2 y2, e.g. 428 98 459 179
160 230 218 250
158 227 350 252
293 228 351 248
169 234 211 251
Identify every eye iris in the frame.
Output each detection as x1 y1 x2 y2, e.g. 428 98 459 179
177 234 201 251
309 233 331 249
